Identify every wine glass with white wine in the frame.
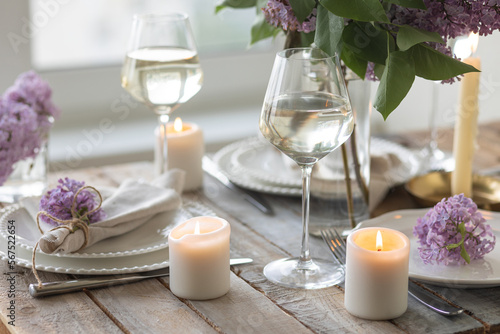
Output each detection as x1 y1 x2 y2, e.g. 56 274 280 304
121 12 203 174
259 48 354 289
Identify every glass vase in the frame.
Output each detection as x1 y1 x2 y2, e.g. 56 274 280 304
309 73 371 234
0 140 49 203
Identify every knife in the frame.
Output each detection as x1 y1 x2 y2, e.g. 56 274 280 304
202 156 274 215
408 280 464 316
29 258 253 298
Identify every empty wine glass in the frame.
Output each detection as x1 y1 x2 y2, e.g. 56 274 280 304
121 12 203 174
259 48 354 289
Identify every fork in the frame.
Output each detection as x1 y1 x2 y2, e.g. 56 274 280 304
320 229 464 316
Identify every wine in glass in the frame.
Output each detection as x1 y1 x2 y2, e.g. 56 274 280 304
259 48 354 289
121 12 203 174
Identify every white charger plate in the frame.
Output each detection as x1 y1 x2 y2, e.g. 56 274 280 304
215 137 420 196
0 229 170 275
230 137 302 187
0 201 214 259
214 139 302 196
0 202 215 275
357 208 500 288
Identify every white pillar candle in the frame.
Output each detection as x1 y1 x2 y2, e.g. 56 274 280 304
155 117 204 191
344 227 410 320
452 34 481 197
168 216 231 300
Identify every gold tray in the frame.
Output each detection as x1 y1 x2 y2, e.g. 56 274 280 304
405 171 500 211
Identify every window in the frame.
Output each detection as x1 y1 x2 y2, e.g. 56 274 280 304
1 1 283 168
30 0 263 70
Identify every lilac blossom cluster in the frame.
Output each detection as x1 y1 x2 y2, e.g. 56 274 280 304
387 0 500 82
0 71 60 185
413 194 496 265
39 178 106 226
262 0 317 33
388 0 500 41
262 1 500 82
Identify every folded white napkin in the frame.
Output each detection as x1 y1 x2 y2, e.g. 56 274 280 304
369 152 407 210
21 169 185 255
309 151 407 212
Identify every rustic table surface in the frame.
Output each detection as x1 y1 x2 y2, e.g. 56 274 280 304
1 122 500 334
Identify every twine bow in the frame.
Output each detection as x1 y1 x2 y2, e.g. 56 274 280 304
32 185 103 288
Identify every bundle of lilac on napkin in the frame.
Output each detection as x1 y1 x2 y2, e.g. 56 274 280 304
20 169 185 254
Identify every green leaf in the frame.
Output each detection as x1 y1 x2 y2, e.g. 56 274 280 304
458 221 466 236
446 221 471 263
314 3 344 56
397 25 444 51
250 15 281 45
384 0 426 10
320 0 389 23
289 0 316 23
215 0 257 13
341 47 368 79
460 244 471 264
250 0 281 45
300 31 316 47
373 50 415 119
342 21 388 64
373 63 385 80
411 44 480 80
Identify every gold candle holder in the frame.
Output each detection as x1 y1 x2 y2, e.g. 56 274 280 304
405 171 500 211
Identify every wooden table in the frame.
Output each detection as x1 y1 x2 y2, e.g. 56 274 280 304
2 122 500 334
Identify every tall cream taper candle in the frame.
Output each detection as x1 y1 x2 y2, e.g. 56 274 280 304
451 37 481 197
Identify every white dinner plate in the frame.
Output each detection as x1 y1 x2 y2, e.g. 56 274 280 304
0 201 214 258
357 208 500 288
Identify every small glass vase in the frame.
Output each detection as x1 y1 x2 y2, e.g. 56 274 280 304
309 73 371 234
0 140 49 203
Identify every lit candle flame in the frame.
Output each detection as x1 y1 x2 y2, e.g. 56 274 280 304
194 221 200 235
174 117 183 132
376 230 383 252
453 32 479 59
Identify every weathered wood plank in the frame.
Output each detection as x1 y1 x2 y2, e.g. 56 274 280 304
83 278 219 334
393 295 484 334
162 273 313 334
0 262 120 334
420 284 500 333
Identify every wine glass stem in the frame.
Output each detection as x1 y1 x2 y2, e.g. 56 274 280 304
157 114 170 175
297 164 314 269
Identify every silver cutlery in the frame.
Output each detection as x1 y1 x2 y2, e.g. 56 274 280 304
321 229 464 316
29 258 253 298
202 156 274 215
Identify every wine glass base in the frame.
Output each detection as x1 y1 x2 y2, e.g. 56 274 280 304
263 257 345 289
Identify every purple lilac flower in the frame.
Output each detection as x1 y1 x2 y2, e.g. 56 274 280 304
0 98 41 185
4 70 61 134
262 0 317 33
386 0 500 83
0 71 60 185
262 1 500 82
413 194 496 265
39 178 106 226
